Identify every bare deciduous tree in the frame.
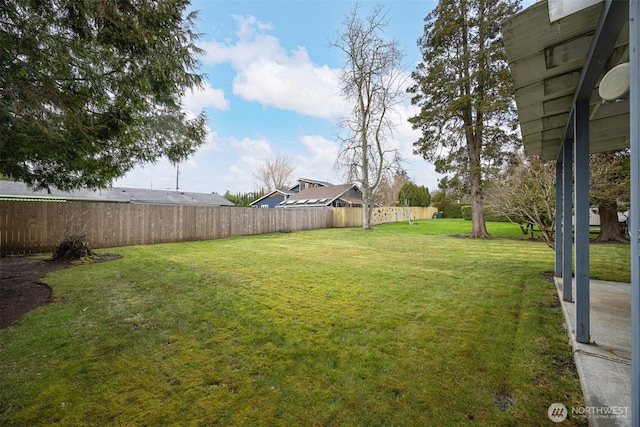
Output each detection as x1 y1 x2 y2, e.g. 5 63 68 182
376 168 410 206
52 204 96 259
486 153 556 249
332 3 405 229
254 155 296 192
487 150 631 248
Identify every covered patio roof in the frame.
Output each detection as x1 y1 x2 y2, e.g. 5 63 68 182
503 1 638 423
503 0 629 161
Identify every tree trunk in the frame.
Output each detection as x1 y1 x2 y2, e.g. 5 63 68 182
469 175 490 238
593 203 628 243
466 128 490 238
362 203 372 229
362 187 372 229
541 229 555 250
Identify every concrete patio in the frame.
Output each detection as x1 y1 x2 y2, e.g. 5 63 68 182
555 278 632 426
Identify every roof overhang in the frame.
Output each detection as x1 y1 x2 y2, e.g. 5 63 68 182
503 0 630 161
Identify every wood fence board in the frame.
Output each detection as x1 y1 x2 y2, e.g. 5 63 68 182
0 202 437 256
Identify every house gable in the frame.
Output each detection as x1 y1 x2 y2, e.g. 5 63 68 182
249 189 295 208
251 178 332 207
277 184 362 208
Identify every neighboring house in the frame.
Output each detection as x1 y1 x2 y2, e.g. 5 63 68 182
277 183 363 208
288 178 332 193
249 189 296 208
249 178 333 208
0 181 234 206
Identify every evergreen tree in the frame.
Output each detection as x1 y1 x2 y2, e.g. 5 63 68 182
0 0 207 190
224 191 265 207
408 0 521 237
398 182 431 207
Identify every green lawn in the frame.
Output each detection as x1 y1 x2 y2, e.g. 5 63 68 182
1 219 629 426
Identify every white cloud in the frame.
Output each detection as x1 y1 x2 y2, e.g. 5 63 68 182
384 101 441 190
114 159 177 191
222 136 274 192
234 14 274 40
390 103 421 160
113 17 440 195
294 135 341 183
113 130 222 192
200 15 349 119
233 52 347 119
182 81 230 115
200 16 287 67
229 136 272 159
300 135 339 162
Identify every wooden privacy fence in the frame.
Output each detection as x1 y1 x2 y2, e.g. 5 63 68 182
332 206 439 228
0 201 333 256
0 202 438 256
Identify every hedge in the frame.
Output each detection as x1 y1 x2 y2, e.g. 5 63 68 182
461 205 510 222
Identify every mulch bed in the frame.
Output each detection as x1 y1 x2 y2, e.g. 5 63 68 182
0 254 120 330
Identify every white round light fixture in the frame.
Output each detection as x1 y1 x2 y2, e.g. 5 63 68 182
598 62 630 102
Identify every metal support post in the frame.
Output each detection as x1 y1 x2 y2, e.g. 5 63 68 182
629 0 639 424
555 159 563 277
563 140 574 302
574 100 590 344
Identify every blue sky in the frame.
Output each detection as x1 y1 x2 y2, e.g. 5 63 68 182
113 0 532 195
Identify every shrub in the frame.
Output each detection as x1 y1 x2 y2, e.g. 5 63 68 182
461 205 472 220
484 207 511 222
438 203 466 218
459 206 509 222
52 235 95 260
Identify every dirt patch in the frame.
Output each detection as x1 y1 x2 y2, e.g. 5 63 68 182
494 387 515 412
0 253 121 330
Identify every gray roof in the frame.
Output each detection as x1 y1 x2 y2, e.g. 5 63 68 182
0 181 234 206
250 178 333 206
